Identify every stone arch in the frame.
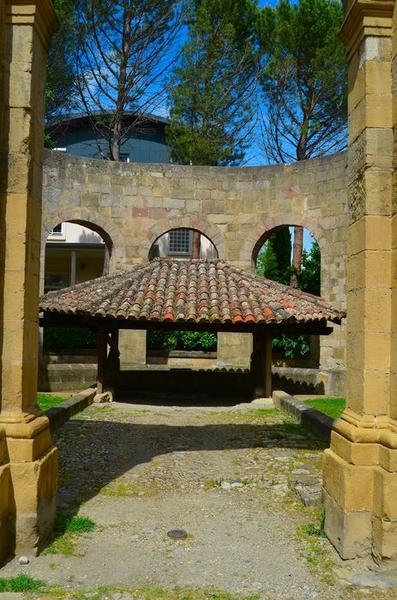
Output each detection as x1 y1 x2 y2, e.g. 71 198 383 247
42 210 125 271
148 226 219 261
251 222 323 267
240 216 326 268
145 218 225 261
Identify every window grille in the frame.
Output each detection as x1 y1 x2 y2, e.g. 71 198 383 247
168 229 192 255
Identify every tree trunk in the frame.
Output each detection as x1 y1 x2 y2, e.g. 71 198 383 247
110 0 130 161
193 230 201 258
290 225 303 288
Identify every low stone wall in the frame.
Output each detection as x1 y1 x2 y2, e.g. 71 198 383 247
46 388 96 430
116 368 253 401
273 390 333 442
273 367 346 397
39 362 346 396
147 350 217 368
39 363 97 392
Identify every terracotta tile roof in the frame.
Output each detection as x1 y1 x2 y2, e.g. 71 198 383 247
40 259 344 327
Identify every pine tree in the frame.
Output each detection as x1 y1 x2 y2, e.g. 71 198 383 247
46 0 79 122
166 0 260 166
258 0 346 286
300 240 321 295
74 0 181 160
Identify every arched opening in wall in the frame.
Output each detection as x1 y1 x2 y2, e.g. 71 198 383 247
253 225 321 369
148 227 218 261
43 220 112 355
147 228 219 367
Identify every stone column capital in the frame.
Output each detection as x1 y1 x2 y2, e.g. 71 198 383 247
341 0 394 60
6 0 58 49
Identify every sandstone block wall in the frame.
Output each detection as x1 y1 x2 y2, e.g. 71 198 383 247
42 150 348 383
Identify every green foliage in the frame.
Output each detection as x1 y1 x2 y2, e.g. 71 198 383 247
304 397 345 420
166 0 260 165
46 0 79 121
43 327 97 350
37 393 67 412
258 0 347 162
256 229 320 358
256 227 291 284
300 240 321 296
0 575 44 593
148 330 217 352
272 334 310 358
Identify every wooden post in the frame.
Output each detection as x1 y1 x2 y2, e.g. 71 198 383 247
97 327 107 394
264 333 272 397
251 331 272 398
193 230 201 258
107 329 120 387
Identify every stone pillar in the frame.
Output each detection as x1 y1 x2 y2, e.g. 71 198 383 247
216 333 252 369
0 0 58 555
0 0 12 562
119 330 147 368
323 0 397 562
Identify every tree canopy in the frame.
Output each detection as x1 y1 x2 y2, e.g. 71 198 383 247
166 0 260 166
46 0 79 122
256 228 291 284
258 0 347 163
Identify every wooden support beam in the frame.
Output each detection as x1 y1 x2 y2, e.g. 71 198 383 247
107 329 120 388
251 331 272 399
40 314 336 336
96 327 107 394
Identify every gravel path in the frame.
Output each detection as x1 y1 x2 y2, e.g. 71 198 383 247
2 402 396 599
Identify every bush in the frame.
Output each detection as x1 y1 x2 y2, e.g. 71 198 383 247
272 334 310 358
147 330 217 352
43 326 97 351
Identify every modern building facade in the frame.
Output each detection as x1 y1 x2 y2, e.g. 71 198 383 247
46 111 171 163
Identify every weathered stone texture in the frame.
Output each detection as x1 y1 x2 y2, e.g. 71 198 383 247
0 0 58 560
323 0 397 564
42 149 348 377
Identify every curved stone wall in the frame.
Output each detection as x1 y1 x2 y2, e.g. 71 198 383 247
42 150 348 382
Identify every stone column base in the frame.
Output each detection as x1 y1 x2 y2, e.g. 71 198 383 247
323 410 397 563
1 415 58 556
0 428 11 562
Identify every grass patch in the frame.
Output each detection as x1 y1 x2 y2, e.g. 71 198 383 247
100 482 142 497
44 513 96 556
0 574 44 592
296 510 335 584
304 397 345 420
62 514 96 534
37 392 67 411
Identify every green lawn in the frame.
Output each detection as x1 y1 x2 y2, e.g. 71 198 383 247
37 393 67 412
304 397 345 420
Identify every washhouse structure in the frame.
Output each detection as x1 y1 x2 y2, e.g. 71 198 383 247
39 258 344 400
41 149 348 395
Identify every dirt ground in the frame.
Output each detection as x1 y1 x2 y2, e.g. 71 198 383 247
2 401 397 600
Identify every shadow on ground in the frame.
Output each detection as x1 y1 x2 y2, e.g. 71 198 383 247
42 407 326 555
